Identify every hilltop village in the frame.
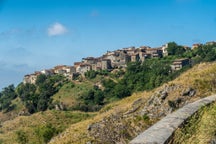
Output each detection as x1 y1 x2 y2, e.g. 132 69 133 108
23 41 216 84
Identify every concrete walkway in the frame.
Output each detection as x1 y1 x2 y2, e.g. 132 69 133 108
130 95 216 144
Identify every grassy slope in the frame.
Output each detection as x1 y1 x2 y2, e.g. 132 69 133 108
52 75 106 108
0 110 95 144
49 62 216 144
2 62 216 144
173 102 216 144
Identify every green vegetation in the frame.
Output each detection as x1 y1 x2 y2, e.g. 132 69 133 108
1 41 216 114
0 84 17 112
73 86 104 112
16 74 66 113
167 42 186 56
186 42 216 64
34 123 60 143
173 102 216 144
0 110 95 144
16 130 28 144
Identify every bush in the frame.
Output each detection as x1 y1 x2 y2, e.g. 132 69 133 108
85 70 98 79
16 130 28 144
34 124 59 143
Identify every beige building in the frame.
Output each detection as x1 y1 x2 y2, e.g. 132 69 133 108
41 69 54 76
162 44 168 56
131 53 140 62
192 43 203 50
206 41 216 45
23 71 41 84
146 48 163 58
171 58 190 71
76 64 92 75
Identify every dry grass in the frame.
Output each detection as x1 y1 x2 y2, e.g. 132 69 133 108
173 102 216 144
49 91 153 144
0 110 95 144
2 62 216 144
49 62 216 144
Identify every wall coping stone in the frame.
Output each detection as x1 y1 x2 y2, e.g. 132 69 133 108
130 95 216 144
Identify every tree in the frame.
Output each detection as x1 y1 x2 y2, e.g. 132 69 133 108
16 74 65 113
167 42 186 56
0 84 17 112
85 70 98 79
35 74 47 86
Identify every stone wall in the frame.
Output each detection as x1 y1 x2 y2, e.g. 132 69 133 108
130 95 216 144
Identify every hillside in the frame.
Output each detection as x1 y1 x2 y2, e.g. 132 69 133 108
1 60 216 143
1 42 216 143
47 62 216 143
0 62 216 143
172 101 216 144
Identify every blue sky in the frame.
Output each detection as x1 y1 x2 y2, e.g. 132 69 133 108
0 0 216 89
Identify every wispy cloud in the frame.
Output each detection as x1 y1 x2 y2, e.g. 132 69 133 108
0 60 35 88
0 27 38 39
5 47 32 57
0 29 20 38
47 22 68 36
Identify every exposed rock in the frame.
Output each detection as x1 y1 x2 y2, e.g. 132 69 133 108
182 87 196 97
209 137 216 144
160 91 168 100
18 110 30 116
124 98 143 115
130 95 216 144
87 123 100 131
55 103 65 111
87 84 194 144
132 98 143 106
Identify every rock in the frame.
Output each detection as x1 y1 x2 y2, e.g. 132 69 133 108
209 137 216 144
189 89 196 97
87 123 100 131
132 98 143 107
182 87 196 97
124 98 143 115
18 110 30 116
160 91 168 100
55 103 65 111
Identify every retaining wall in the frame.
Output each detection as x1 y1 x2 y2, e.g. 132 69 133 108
130 95 216 144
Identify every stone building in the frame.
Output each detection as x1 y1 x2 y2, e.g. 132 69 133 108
192 43 203 50
23 71 41 84
131 53 140 62
171 58 190 71
76 64 92 75
101 59 112 70
146 48 163 58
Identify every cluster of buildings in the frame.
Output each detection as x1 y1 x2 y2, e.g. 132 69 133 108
192 41 216 49
24 45 167 84
23 41 216 84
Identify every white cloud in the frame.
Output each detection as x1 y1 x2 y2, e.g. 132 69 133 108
47 22 68 36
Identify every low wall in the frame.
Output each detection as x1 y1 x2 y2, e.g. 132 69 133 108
130 95 216 144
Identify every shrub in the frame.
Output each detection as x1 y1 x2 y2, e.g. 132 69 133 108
16 130 28 144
